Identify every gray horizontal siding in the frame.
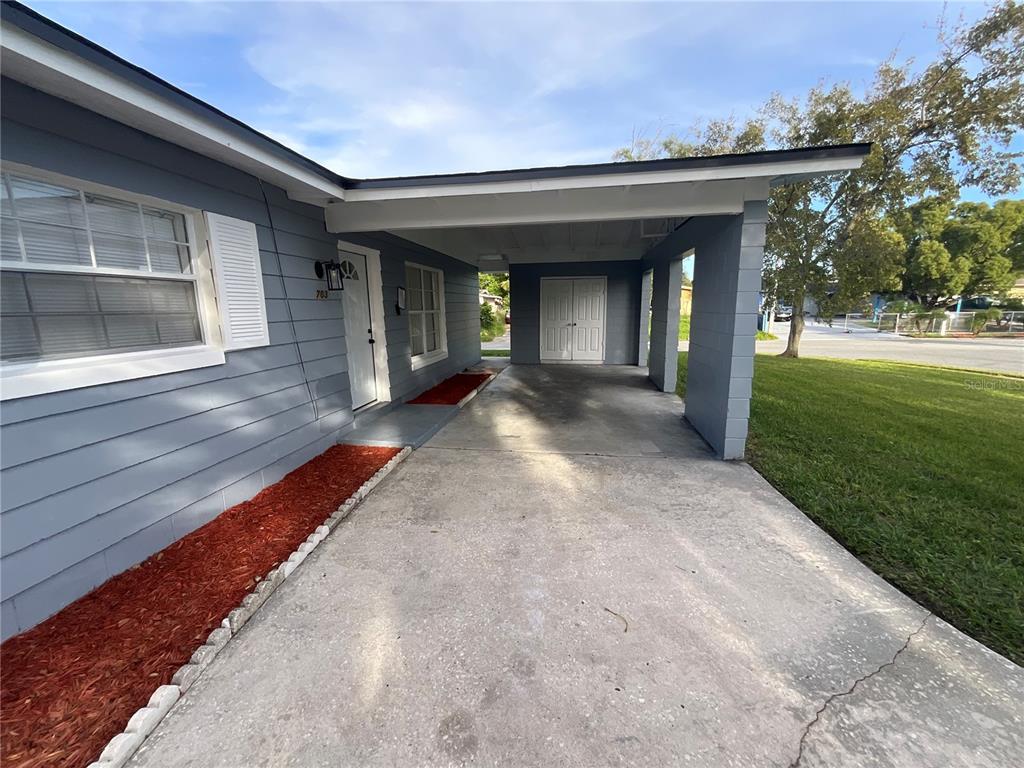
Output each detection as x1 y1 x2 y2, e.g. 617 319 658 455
0 80 355 638
509 261 642 365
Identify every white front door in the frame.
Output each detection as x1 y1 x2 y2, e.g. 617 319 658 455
539 278 606 362
572 278 606 361
340 250 377 409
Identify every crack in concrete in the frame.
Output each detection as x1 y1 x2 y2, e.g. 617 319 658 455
788 613 932 768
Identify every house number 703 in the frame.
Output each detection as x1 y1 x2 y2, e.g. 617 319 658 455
315 289 329 300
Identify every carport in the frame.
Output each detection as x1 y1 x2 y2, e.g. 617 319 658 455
126 356 1022 768
325 144 871 458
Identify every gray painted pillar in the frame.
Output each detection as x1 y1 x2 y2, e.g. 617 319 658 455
638 269 652 366
685 200 766 459
648 257 683 392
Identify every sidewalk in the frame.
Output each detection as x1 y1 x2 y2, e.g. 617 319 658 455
482 327 511 350
681 322 1023 375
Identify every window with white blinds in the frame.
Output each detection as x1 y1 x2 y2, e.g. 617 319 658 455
405 262 447 368
0 171 203 363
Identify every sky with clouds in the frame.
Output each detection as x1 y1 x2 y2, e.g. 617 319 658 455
25 0 1014 200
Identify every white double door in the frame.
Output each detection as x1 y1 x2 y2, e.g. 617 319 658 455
340 250 377 409
540 277 606 362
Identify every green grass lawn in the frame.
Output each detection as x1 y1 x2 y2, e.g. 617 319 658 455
679 314 691 340
482 349 511 357
480 320 507 343
676 351 1024 664
679 314 776 341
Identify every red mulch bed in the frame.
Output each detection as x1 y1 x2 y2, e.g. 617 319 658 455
0 444 400 768
408 372 491 405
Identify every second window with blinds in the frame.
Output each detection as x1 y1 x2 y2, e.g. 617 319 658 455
404 262 447 370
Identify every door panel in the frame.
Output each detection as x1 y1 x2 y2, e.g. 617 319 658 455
572 278 605 361
540 279 573 360
340 250 377 409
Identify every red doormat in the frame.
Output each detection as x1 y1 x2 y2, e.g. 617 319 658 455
0 443 400 768
408 372 491 405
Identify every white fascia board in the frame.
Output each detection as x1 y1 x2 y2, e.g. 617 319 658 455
342 156 863 203
0 22 347 204
328 178 754 233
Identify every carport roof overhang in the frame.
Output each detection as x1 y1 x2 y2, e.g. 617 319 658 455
328 145 869 231
325 144 869 267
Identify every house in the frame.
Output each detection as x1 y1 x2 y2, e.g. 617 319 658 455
680 284 693 316
479 290 505 313
0 1 869 639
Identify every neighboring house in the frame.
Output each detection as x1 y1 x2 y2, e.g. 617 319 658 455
0 1 869 639
802 294 821 318
479 291 504 313
680 284 693 316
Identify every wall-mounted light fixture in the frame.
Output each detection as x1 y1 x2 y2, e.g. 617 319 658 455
314 260 344 291
396 286 406 315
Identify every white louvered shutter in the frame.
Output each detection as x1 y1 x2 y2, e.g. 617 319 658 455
205 212 269 350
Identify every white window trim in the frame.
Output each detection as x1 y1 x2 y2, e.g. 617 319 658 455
0 345 225 401
0 162 225 400
405 261 448 371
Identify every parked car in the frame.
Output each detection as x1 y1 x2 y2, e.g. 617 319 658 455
773 304 793 321
946 296 1000 312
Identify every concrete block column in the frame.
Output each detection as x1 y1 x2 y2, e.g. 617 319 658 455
685 200 766 459
648 257 683 392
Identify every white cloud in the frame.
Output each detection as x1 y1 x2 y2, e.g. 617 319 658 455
30 0 966 180
236 1 708 177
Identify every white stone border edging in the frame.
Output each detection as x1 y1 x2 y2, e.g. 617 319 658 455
455 372 497 409
86 445 413 768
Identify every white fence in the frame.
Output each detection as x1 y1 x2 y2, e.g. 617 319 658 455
866 310 1024 336
995 311 1024 333
835 313 879 333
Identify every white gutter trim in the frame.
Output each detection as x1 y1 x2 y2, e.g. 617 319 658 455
1 22 348 203
343 156 864 202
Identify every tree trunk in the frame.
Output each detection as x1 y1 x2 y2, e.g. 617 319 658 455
781 290 805 357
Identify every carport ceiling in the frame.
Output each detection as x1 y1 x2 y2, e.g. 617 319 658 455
394 218 685 267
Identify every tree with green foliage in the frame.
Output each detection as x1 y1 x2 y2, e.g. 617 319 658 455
971 307 1004 334
479 298 506 341
479 272 509 308
893 197 1024 305
615 1 1024 357
480 302 496 328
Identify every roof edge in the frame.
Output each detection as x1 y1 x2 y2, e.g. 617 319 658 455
0 0 351 189
345 143 872 190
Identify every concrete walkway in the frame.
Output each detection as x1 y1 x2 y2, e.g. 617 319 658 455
129 366 1023 768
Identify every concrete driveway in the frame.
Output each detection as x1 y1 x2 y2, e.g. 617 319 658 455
130 366 1023 768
